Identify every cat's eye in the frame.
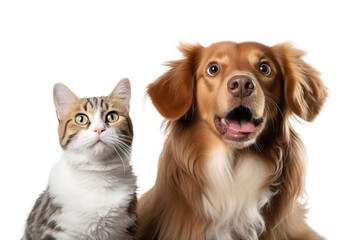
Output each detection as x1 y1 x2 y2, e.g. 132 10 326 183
75 114 89 125
106 112 119 123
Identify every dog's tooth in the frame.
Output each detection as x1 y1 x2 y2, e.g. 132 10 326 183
221 118 227 126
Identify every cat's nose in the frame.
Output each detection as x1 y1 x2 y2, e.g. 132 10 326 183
94 127 105 135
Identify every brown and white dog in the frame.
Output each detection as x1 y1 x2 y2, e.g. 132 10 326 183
138 41 327 240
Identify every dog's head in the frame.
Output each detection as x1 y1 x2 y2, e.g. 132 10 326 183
148 41 327 148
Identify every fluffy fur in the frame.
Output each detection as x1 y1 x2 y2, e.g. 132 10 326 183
138 42 327 240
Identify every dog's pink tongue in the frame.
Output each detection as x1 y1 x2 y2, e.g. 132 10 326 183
228 120 256 133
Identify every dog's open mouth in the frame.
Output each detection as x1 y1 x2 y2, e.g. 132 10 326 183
214 106 263 141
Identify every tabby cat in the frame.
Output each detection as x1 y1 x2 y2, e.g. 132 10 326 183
22 79 137 240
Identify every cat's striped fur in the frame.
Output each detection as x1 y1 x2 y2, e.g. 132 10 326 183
58 96 133 150
23 189 62 240
23 79 137 240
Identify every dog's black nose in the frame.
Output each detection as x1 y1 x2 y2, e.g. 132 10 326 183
227 75 255 98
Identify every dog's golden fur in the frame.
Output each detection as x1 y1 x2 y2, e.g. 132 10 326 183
138 41 327 240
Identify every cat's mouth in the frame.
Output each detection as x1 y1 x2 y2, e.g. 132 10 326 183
89 139 107 149
89 140 109 154
94 139 106 146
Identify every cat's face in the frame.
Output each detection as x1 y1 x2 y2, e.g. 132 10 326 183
53 79 132 160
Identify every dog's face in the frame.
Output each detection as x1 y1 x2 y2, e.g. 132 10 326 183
195 42 284 147
148 41 327 149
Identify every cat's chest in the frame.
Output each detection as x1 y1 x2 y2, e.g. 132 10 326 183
48 160 136 238
53 198 131 240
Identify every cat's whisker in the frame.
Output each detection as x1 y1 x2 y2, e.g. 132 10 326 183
110 138 133 152
113 136 133 144
114 147 131 160
113 146 126 176
114 142 132 152
117 147 132 157
119 133 132 139
108 139 130 149
106 134 133 143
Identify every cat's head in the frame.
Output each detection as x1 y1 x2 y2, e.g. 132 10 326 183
53 79 133 160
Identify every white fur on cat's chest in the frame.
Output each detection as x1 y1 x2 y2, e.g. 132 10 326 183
48 155 136 239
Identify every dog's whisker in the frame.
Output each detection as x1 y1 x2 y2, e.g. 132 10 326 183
265 95 284 118
264 91 280 102
254 143 262 154
264 104 275 131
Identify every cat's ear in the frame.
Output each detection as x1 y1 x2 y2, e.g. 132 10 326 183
53 83 78 120
109 78 131 110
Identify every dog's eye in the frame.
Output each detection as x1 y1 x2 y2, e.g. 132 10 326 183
207 63 220 76
259 63 271 76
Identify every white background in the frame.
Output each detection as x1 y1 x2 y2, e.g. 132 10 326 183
1 1 359 239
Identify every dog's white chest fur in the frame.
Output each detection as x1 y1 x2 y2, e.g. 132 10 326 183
203 147 272 240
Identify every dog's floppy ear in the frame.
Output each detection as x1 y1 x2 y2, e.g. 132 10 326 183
273 43 328 122
147 43 203 120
